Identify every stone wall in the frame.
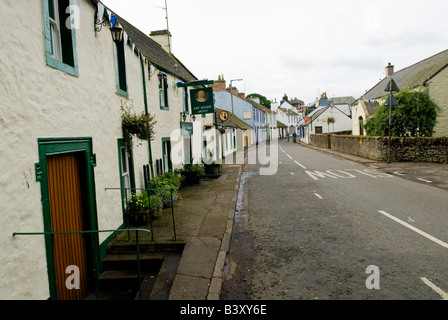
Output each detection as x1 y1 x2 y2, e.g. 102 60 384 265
310 134 448 163
310 134 331 149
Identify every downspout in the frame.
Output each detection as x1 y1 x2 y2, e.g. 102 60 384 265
141 59 154 177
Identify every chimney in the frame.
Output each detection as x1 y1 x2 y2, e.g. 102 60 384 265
213 75 226 91
386 62 394 77
150 30 172 54
227 84 239 96
238 92 246 100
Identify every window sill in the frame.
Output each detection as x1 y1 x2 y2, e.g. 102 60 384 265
116 88 129 98
46 56 78 77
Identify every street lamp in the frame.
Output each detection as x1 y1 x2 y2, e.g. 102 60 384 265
230 79 243 115
110 20 124 44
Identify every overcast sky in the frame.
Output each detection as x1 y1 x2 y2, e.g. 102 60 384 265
101 0 448 104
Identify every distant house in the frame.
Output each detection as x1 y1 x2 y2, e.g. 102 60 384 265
298 104 352 143
271 95 302 135
214 107 253 157
351 49 448 136
212 76 270 146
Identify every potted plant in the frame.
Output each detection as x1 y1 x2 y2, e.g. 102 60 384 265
128 192 150 226
176 163 204 186
147 172 182 208
121 104 157 152
128 192 164 225
203 151 222 175
148 194 163 220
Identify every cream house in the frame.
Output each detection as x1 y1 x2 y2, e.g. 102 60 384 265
0 0 208 300
352 49 448 136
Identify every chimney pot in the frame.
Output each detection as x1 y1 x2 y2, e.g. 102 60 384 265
386 62 394 76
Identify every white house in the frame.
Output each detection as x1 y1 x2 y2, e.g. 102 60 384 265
299 104 353 143
0 0 211 300
271 96 302 135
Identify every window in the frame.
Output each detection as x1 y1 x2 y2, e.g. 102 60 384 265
115 40 128 96
44 0 78 76
118 140 135 213
120 147 131 207
162 138 172 172
315 126 323 134
183 88 189 114
359 117 364 135
158 73 169 110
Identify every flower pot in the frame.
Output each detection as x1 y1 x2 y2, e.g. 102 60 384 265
129 210 150 226
182 171 201 185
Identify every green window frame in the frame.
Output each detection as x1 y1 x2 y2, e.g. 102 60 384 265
117 139 136 216
158 73 169 110
43 0 79 76
115 40 128 97
162 137 172 172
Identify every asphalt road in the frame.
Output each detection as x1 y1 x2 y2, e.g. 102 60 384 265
221 140 448 300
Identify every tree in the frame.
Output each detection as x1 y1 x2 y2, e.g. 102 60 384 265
247 93 271 109
364 89 439 137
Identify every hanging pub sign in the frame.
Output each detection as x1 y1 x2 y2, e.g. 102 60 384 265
190 87 215 115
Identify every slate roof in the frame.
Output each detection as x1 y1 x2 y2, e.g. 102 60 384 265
245 98 270 113
277 120 288 128
215 108 253 130
104 7 197 82
361 49 448 101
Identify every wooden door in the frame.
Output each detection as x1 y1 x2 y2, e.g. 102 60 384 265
47 153 89 300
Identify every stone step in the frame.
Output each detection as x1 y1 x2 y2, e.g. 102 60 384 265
102 253 165 271
107 239 185 254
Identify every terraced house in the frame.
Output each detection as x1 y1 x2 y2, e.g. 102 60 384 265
352 49 448 136
0 0 213 300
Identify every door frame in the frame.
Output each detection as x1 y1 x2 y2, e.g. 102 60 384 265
36 137 99 300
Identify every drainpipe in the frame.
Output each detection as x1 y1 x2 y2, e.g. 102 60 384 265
141 59 154 177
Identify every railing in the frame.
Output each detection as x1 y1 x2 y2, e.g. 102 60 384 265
105 187 178 242
12 228 150 300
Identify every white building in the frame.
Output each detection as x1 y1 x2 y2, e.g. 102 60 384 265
0 0 212 300
299 104 353 144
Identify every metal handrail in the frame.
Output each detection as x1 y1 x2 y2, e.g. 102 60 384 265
106 187 178 241
12 228 150 300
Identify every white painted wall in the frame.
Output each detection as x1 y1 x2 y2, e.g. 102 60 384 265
0 0 204 299
309 107 352 134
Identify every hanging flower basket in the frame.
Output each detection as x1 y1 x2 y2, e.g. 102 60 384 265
121 105 157 150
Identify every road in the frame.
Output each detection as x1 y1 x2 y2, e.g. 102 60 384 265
221 139 448 300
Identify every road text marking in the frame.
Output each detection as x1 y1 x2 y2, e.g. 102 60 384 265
420 277 448 300
378 210 448 250
305 169 393 181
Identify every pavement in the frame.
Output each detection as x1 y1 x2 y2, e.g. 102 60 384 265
142 163 243 300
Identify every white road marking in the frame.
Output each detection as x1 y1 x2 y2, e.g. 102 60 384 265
417 178 432 183
378 210 448 250
286 154 293 159
314 193 323 199
294 160 307 169
420 277 448 300
290 172 295 176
